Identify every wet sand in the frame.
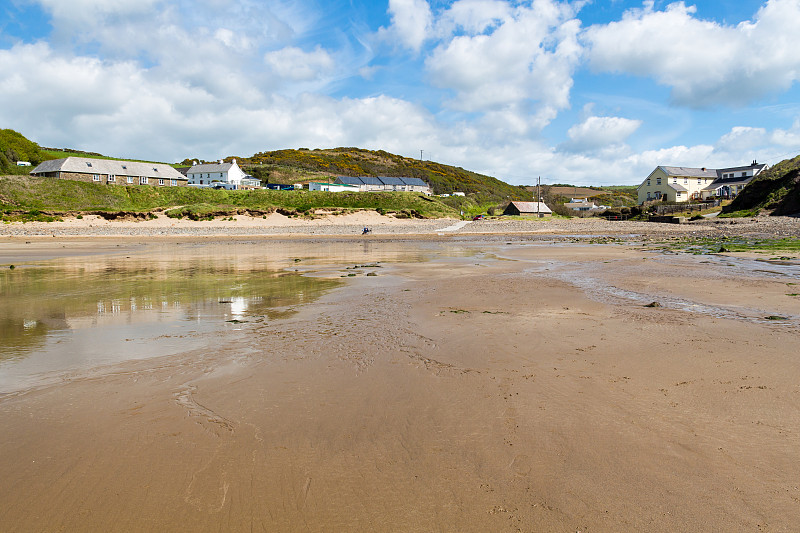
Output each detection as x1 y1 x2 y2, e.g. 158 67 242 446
1 236 799 531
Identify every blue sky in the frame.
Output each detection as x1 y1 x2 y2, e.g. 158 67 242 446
2 0 800 185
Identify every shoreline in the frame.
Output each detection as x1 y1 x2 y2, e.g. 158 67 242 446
2 211 800 240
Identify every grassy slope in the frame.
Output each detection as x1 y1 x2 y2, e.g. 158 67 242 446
0 129 53 172
542 185 637 209
723 155 800 216
238 147 533 201
0 176 458 218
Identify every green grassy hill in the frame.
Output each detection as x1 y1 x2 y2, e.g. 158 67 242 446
236 148 533 201
723 155 800 216
541 184 637 209
0 129 53 173
0 175 458 220
1 131 534 217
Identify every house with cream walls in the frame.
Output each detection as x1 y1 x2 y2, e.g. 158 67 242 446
637 162 766 204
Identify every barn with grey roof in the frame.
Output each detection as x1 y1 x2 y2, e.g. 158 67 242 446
30 157 188 187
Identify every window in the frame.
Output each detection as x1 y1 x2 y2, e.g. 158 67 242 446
647 179 651 186
86 162 93 167
171 179 177 186
122 165 127 170
684 177 688 184
158 178 164 185
741 172 747 177
127 176 134 183
92 174 100 181
139 176 148 185
647 192 652 200
109 174 116 182
697 178 701 184
673 177 677 184
656 177 661 185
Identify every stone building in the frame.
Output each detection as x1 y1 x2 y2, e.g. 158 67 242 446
29 157 188 187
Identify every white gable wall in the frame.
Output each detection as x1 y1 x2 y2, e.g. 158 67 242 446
187 160 247 187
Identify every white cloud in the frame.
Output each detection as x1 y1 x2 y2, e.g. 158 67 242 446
435 0 512 35
561 115 642 152
378 0 433 52
583 0 800 107
425 0 581 130
264 46 335 81
716 126 768 152
769 119 800 147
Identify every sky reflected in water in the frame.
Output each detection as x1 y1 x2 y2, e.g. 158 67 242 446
0 254 340 392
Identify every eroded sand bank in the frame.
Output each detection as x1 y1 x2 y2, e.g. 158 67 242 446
1 237 799 531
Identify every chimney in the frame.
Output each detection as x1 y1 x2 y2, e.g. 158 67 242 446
194 160 198 165
232 158 236 165
701 167 705 171
219 159 223 164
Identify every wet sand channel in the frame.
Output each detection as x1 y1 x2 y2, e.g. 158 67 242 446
1 237 799 531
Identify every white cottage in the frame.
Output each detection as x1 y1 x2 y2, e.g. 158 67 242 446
187 159 247 189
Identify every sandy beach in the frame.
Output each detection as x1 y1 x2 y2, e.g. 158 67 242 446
3 210 800 238
1 217 799 531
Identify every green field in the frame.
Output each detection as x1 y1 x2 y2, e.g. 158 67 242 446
0 175 459 220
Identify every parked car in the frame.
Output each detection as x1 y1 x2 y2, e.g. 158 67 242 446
472 215 484 220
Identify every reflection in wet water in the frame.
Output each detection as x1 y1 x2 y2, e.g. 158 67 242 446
0 256 340 392
0 239 495 392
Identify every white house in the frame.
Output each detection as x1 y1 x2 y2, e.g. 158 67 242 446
308 182 360 192
187 159 247 188
334 176 432 194
565 200 598 212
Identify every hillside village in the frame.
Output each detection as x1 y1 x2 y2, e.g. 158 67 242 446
2 128 800 219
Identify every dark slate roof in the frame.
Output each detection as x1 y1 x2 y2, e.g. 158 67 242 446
335 176 364 185
717 163 766 175
188 162 234 173
399 177 428 187
335 175 429 187
703 176 754 190
667 183 688 192
377 176 406 185
30 157 186 180
660 166 718 178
